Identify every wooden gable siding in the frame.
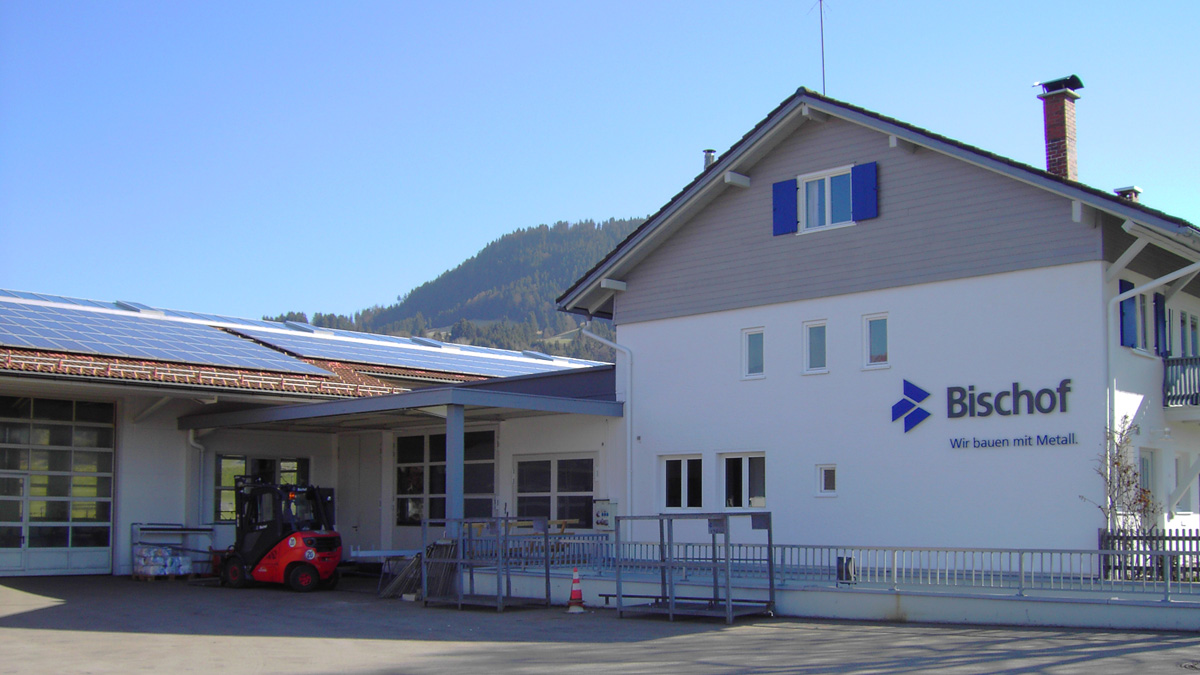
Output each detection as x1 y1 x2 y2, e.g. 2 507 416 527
614 118 1102 325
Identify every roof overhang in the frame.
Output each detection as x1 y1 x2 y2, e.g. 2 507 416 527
178 377 622 433
558 89 1199 320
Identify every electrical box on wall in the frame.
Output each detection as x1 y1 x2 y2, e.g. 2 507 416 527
593 499 616 531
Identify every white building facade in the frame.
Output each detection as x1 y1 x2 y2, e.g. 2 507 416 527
559 83 1200 550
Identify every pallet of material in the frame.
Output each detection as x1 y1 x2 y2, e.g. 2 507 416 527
131 544 194 580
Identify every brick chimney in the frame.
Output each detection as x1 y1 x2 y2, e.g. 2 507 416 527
1037 75 1084 180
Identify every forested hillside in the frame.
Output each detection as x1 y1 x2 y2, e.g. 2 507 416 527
266 217 641 361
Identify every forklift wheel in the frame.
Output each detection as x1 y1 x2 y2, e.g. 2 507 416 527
318 568 340 591
288 563 319 592
223 556 249 589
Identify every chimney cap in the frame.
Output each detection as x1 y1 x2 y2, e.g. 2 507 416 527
1037 74 1084 95
1114 186 1143 201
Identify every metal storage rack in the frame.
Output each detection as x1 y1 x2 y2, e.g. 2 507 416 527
421 516 553 612
614 512 776 624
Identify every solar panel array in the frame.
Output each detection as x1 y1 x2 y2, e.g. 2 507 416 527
227 327 587 377
313 326 598 367
0 301 332 376
0 289 601 379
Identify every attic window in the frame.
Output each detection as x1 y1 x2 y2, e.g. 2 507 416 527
772 162 878 236
800 166 854 231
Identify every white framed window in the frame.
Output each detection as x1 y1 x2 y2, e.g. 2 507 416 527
1167 309 1175 356
663 456 703 509
798 164 855 232
742 328 765 379
1176 456 1194 513
1138 294 1149 350
816 464 837 496
1139 449 1156 495
804 320 828 374
1185 314 1195 357
721 453 765 509
863 313 889 368
1180 312 1188 357
396 431 496 525
515 454 595 529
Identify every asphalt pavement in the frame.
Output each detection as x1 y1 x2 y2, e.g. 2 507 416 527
2 574 1199 674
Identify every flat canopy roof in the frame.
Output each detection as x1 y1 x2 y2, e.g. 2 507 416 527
177 365 622 433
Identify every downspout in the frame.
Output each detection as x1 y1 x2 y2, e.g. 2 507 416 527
187 429 208 527
581 323 634 518
1106 256 1200 530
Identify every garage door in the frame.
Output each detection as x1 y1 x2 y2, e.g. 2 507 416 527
0 396 114 576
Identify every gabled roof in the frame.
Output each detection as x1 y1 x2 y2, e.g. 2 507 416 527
557 87 1199 320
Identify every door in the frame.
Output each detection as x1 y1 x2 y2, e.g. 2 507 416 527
0 473 27 572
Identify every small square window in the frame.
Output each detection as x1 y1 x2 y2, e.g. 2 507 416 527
864 314 888 368
743 328 765 379
804 321 827 373
817 465 837 496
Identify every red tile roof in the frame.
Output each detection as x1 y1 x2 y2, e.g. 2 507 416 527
0 347 486 398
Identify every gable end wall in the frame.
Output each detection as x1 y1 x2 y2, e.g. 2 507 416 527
614 118 1104 325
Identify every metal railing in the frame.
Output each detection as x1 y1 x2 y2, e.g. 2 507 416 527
1164 356 1200 406
463 532 610 570
482 538 1200 602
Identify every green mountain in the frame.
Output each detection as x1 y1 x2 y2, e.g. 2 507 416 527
267 217 642 361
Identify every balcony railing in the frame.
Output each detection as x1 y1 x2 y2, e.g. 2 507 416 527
1163 356 1200 406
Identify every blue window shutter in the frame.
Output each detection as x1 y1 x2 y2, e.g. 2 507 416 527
1119 280 1136 347
1155 292 1167 355
850 162 878 221
772 179 798 236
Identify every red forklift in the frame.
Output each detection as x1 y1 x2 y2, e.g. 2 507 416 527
218 476 342 592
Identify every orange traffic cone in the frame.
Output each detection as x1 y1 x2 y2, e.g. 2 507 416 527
566 567 586 614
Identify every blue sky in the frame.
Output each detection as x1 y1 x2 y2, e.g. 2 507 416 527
2 1 1197 320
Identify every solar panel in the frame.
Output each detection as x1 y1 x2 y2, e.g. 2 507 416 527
304 326 600 368
228 327 595 377
154 308 286 330
0 301 332 376
0 289 119 310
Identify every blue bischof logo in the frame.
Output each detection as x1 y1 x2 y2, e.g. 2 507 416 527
892 380 932 432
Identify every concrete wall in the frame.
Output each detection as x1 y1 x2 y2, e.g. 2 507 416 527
617 262 1109 549
481 569 1200 631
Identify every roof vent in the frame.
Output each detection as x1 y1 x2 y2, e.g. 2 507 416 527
1114 186 1142 203
521 350 556 361
703 149 716 169
1037 74 1084 95
284 321 332 335
115 300 165 316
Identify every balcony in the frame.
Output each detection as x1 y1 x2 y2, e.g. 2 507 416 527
1164 357 1200 407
